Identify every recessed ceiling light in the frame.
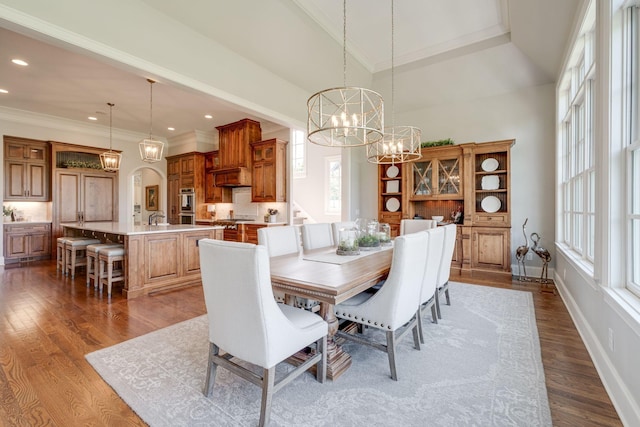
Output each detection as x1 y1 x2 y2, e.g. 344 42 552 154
88 116 98 121
0 89 8 94
11 59 28 66
204 114 213 119
168 127 175 131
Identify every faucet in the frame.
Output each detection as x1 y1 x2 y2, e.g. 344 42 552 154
148 211 166 225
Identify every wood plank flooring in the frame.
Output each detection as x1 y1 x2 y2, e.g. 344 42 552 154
0 261 622 426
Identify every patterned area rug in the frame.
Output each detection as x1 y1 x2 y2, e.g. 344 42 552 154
86 282 551 426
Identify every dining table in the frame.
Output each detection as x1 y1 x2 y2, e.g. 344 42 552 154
269 245 394 380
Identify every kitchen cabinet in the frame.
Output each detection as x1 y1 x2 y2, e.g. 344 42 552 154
377 164 405 237
214 168 251 187
55 170 117 223
216 118 262 170
166 152 205 224
3 222 52 265
380 139 514 277
408 144 463 200
204 151 231 203
250 138 287 202
471 227 511 271
3 137 50 201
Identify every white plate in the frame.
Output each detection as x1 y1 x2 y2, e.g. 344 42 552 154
481 158 499 172
386 165 399 178
481 196 501 213
386 197 400 212
386 180 399 193
481 175 500 190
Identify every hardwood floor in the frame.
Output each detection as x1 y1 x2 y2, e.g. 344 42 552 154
0 261 622 426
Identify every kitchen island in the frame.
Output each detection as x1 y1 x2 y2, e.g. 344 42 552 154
63 222 223 298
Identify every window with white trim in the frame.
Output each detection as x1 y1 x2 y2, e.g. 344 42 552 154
625 4 640 296
325 155 341 214
292 129 306 178
558 8 596 266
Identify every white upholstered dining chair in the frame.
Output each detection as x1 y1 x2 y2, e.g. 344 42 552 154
199 239 327 427
399 219 437 235
257 225 318 310
416 227 445 343
301 223 334 252
435 224 457 319
334 232 428 381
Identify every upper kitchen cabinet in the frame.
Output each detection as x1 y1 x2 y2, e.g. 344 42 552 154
204 150 231 204
250 138 287 202
3 137 50 201
214 118 262 186
408 144 463 201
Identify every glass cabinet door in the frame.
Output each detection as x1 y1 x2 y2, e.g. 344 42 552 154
437 158 461 195
412 160 433 196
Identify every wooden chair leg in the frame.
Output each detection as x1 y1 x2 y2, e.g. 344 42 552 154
386 330 398 381
259 367 275 427
203 343 219 397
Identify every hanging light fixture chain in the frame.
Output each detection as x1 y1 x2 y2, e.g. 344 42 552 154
343 0 347 87
147 78 155 139
391 0 395 127
108 102 114 150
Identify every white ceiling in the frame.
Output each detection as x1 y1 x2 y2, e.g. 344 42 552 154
0 0 582 140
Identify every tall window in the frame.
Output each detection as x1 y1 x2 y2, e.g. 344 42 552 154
625 4 640 296
292 129 306 178
325 155 341 214
559 13 596 266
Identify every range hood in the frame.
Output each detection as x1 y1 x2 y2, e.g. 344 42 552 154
214 167 251 187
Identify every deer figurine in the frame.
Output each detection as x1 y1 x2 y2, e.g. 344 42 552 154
515 218 529 281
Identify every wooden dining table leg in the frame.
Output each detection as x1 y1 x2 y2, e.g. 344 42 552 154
319 302 352 380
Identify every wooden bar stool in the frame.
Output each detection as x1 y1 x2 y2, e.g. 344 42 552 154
98 246 126 297
56 236 86 274
65 238 101 278
86 243 123 288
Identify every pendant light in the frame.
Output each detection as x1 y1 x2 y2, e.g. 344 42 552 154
100 102 122 172
307 0 384 147
367 0 422 165
139 78 165 163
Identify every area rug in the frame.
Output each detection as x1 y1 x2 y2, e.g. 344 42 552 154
86 282 551 426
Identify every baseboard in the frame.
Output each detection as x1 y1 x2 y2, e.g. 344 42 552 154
554 273 640 426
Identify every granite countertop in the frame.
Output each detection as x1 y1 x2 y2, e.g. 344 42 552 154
63 222 224 235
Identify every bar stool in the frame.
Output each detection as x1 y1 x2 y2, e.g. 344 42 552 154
86 243 123 288
98 245 126 297
65 238 101 278
56 236 86 274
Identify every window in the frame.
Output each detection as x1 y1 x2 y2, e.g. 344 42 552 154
625 4 640 296
325 155 341 214
558 10 596 266
292 129 306 178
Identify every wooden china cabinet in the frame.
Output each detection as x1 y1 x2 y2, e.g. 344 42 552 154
377 139 514 277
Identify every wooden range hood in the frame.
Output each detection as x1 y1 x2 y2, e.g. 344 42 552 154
214 118 262 187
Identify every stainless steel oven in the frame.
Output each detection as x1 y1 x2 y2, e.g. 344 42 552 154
179 188 195 214
179 213 195 225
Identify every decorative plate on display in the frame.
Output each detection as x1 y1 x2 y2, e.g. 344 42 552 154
386 165 399 178
386 197 400 212
481 158 499 172
481 175 500 190
481 196 501 213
